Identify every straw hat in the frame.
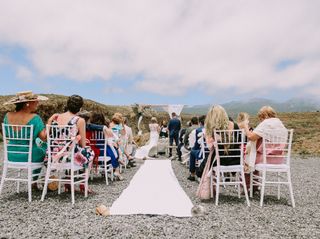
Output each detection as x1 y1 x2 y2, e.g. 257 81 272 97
4 91 48 105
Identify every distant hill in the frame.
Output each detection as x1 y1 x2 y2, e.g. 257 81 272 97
182 98 320 117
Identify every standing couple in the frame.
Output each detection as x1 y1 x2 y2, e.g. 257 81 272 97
134 113 181 160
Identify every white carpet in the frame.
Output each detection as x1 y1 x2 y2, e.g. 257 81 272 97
110 160 193 217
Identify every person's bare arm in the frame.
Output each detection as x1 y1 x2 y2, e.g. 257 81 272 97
243 123 260 141
38 129 47 141
77 118 86 147
47 113 59 125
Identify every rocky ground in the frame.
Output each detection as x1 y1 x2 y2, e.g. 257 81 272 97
0 153 319 239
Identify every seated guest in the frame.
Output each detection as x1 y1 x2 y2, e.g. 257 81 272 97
3 91 48 188
89 112 126 179
47 95 95 190
243 106 288 165
183 117 199 150
110 113 135 172
159 120 169 138
187 115 206 181
177 121 191 162
204 105 241 166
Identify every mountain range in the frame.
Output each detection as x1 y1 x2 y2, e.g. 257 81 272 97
182 98 320 117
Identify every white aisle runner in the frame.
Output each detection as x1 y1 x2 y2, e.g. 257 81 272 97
110 160 193 217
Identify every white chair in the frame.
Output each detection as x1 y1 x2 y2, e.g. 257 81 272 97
250 129 295 207
88 130 113 185
0 124 44 202
41 124 89 204
196 129 209 168
210 129 250 206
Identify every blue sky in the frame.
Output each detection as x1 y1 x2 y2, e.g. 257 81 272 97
0 1 319 106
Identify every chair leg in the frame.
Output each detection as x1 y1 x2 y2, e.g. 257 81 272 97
237 173 241 198
277 172 281 200
58 172 62 195
84 169 89 198
41 166 51 201
287 170 295 208
0 164 7 195
28 167 32 202
215 173 220 206
241 170 250 207
250 172 253 198
104 161 109 186
17 169 21 193
71 171 75 205
260 170 266 207
210 174 213 198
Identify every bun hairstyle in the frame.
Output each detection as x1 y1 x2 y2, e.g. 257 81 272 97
112 112 123 125
150 117 157 123
66 95 84 114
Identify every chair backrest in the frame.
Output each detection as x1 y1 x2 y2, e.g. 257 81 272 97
213 129 245 167
46 124 77 166
2 123 34 163
261 129 293 165
198 129 210 160
88 130 107 157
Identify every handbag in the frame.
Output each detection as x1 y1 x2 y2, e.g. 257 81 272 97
196 149 214 200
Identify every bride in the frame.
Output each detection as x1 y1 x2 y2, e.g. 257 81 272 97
134 117 160 160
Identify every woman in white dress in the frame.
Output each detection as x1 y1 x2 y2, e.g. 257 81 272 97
134 117 160 160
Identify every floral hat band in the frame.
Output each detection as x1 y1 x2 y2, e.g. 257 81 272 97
4 91 48 105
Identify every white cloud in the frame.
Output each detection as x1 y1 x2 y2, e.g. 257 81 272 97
104 87 125 95
16 65 33 82
0 0 319 97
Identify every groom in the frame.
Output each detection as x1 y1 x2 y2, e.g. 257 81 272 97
168 112 181 159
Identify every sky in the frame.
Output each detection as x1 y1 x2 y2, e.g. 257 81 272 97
0 0 319 106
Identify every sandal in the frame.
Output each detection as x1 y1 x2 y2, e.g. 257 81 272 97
96 204 110 216
114 173 124 181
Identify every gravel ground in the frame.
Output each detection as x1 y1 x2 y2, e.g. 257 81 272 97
0 154 319 239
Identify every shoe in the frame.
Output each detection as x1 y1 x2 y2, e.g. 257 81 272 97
114 173 124 181
64 184 71 192
187 175 196 181
79 184 96 195
128 161 136 167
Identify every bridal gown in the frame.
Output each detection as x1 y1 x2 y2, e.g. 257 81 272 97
134 123 159 159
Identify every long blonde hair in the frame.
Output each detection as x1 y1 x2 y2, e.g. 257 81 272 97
204 105 229 137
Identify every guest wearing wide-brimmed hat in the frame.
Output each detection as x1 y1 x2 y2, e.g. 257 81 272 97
3 91 48 187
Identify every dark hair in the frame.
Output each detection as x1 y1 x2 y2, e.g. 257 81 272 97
171 112 176 117
191 116 199 125
91 112 107 126
66 95 83 114
199 115 206 125
15 102 27 112
123 117 129 125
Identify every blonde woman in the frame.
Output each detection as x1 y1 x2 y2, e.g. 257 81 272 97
134 117 160 160
243 106 287 165
204 105 241 166
196 105 241 199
